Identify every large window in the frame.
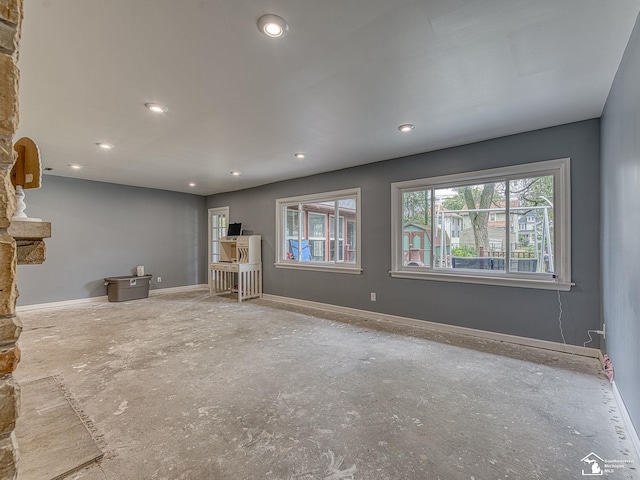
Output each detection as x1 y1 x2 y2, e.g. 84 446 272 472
276 188 361 273
391 159 571 290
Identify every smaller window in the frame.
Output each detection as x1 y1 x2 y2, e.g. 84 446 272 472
276 188 362 273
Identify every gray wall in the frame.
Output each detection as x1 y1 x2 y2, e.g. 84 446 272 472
17 176 208 306
601 14 640 436
208 119 601 346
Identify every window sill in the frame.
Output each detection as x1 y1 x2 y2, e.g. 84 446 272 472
389 270 572 291
275 262 362 274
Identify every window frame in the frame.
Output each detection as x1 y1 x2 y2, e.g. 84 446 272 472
208 206 230 287
208 206 229 264
275 188 362 274
390 158 572 291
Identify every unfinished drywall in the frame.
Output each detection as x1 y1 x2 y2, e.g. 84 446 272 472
208 119 601 347
16 176 208 306
601 12 640 440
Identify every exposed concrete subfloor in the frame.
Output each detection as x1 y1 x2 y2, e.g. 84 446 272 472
15 290 639 480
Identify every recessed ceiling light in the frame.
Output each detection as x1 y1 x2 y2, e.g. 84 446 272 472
398 124 415 133
145 102 168 113
257 14 289 38
96 142 114 149
68 164 83 170
294 152 306 159
188 182 196 187
231 171 241 176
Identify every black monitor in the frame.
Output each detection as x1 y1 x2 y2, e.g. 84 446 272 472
227 223 242 237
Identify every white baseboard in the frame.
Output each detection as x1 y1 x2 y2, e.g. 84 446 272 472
148 284 208 297
16 284 209 312
261 294 600 359
612 381 640 460
16 295 110 312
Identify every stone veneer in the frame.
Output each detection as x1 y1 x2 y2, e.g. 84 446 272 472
0 0 23 478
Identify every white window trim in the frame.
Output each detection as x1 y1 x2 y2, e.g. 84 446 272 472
208 206 229 261
275 188 362 274
390 158 572 291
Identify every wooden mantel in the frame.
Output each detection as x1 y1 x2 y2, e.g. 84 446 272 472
7 220 51 265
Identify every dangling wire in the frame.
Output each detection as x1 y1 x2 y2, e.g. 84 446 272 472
584 330 597 347
557 289 567 347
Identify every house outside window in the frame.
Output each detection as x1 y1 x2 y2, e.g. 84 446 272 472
276 188 362 273
329 214 345 261
390 158 571 290
285 207 303 242
308 212 326 261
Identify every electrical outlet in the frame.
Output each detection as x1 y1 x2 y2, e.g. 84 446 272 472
370 292 376 301
157 276 162 283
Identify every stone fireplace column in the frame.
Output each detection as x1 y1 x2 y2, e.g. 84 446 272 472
0 0 23 478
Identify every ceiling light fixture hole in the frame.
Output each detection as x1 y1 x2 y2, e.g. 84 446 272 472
257 14 289 38
398 124 415 133
145 103 168 113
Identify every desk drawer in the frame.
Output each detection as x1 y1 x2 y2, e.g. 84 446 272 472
211 262 238 272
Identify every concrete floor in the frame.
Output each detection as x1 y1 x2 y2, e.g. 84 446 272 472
15 289 639 480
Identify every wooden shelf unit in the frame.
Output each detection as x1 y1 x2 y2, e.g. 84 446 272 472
210 235 262 302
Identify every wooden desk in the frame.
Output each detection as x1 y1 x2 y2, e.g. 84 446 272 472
210 262 262 302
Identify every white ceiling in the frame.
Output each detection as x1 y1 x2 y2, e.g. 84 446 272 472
16 0 640 196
